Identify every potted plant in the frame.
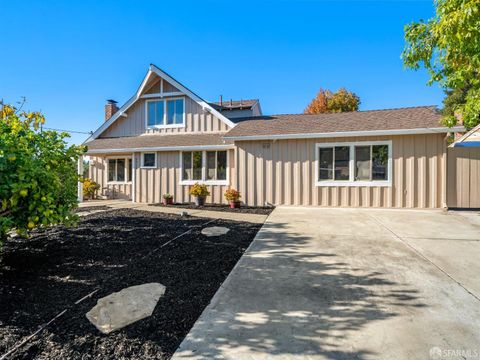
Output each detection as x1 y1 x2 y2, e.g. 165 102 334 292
162 193 174 206
81 178 100 200
189 183 210 206
224 188 241 209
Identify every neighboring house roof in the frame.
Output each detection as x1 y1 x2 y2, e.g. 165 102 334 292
209 99 259 111
86 133 233 154
451 123 480 147
85 64 236 143
224 106 465 140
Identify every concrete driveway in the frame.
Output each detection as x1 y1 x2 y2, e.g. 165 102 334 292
173 207 480 360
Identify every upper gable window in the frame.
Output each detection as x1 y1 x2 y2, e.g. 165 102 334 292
166 99 184 125
146 98 185 128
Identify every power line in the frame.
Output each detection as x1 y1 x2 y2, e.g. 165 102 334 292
41 127 92 135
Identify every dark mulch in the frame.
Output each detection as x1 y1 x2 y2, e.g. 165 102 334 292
152 202 274 215
0 209 261 360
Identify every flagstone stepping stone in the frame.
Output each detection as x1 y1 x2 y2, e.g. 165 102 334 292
86 283 166 334
201 226 230 237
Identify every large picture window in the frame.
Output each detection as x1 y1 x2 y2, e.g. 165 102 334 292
108 158 132 183
181 150 228 184
316 141 391 186
146 98 185 128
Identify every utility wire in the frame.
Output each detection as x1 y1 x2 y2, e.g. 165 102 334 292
41 127 93 135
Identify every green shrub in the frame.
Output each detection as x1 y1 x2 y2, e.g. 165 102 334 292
0 103 86 247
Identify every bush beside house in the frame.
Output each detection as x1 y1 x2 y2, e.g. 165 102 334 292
0 103 85 247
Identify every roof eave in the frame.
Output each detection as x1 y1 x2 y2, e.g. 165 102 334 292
86 143 235 155
224 126 466 141
450 123 480 147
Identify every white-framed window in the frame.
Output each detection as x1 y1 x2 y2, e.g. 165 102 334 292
180 150 228 185
146 97 185 128
108 157 132 183
141 152 157 168
315 140 392 187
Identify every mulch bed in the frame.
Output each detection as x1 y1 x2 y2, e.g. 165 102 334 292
152 202 274 215
0 209 261 359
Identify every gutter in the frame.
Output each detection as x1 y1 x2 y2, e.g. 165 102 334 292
223 126 466 141
86 144 235 155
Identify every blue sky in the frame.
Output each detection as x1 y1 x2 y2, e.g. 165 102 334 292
1 0 440 145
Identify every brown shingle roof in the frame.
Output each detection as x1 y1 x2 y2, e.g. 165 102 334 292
85 133 231 153
209 99 258 111
224 106 446 138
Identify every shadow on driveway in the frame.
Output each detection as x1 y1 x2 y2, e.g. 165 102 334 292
174 218 425 360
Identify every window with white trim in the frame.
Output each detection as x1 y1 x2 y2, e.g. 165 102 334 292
354 144 389 181
141 152 157 168
316 141 391 186
146 98 184 127
108 158 132 183
181 151 228 183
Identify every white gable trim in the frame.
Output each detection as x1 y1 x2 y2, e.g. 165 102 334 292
149 64 236 129
85 95 137 142
450 123 480 147
85 65 236 142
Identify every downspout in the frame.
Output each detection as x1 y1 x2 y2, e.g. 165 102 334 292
442 133 450 209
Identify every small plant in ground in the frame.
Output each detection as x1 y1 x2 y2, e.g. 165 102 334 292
81 178 100 200
189 183 210 206
162 193 174 205
224 189 241 208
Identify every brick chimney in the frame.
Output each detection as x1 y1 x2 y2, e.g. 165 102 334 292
105 99 118 121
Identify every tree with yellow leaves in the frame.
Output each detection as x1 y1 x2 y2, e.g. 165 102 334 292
0 102 86 247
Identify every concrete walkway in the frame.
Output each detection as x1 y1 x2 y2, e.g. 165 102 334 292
78 200 267 224
172 207 480 360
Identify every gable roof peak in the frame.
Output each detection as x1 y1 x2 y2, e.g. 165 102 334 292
85 64 236 142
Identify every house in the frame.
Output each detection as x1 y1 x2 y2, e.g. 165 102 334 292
451 123 480 148
82 64 468 208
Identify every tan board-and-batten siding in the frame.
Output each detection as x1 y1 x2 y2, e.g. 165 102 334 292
89 155 133 200
234 134 447 208
101 96 230 138
89 134 447 208
447 147 480 208
90 151 235 204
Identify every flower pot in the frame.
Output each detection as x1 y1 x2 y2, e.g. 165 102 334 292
230 201 241 209
163 198 174 206
194 196 206 206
